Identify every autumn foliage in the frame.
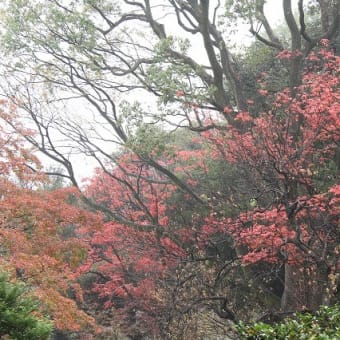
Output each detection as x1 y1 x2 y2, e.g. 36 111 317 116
203 47 339 265
0 102 102 332
79 48 339 335
0 48 339 337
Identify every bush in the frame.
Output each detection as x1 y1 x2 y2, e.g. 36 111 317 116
237 304 340 339
0 274 53 339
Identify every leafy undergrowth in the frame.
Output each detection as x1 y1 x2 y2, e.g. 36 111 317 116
237 304 340 339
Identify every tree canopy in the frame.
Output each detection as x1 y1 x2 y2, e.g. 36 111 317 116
0 0 338 338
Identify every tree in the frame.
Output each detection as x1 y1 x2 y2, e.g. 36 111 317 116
0 0 339 337
80 149 201 338
81 49 340 331
0 101 102 333
0 273 52 340
203 45 339 311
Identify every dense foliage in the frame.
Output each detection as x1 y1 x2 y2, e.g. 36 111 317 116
0 102 101 334
79 47 339 337
0 274 52 340
237 304 340 339
0 0 338 338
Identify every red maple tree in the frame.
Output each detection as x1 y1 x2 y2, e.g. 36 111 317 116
80 47 339 335
0 101 102 332
202 46 340 311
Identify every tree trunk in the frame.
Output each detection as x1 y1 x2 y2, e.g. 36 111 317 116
281 262 329 312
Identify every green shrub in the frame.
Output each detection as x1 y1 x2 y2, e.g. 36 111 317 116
0 274 53 339
237 304 340 339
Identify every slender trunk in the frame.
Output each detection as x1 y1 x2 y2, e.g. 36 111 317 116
281 262 329 312
281 180 329 312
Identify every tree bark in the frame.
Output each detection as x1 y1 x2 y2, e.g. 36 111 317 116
281 262 329 312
